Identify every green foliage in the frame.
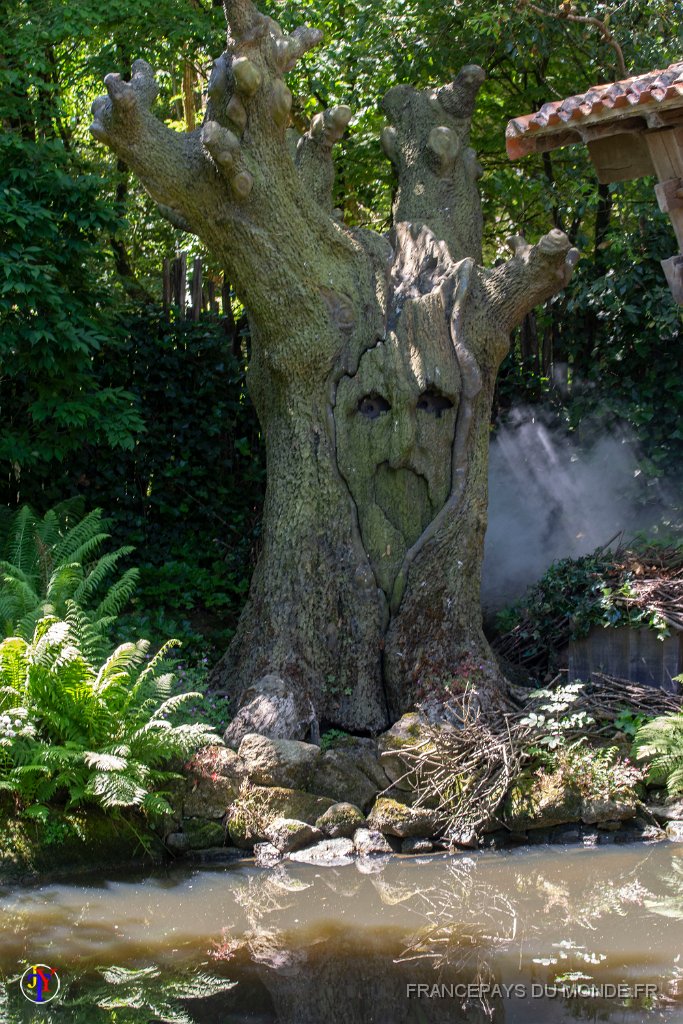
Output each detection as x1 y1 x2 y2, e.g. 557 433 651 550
0 617 219 815
319 728 351 752
8 311 266 663
550 742 645 801
0 134 144 468
614 708 650 739
520 681 645 797
521 681 595 752
633 699 683 796
0 501 139 660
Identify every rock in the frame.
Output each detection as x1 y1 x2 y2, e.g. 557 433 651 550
551 825 581 844
377 712 432 791
646 797 683 823
581 796 637 825
224 674 316 748
183 746 246 818
238 733 321 790
182 818 226 850
353 828 393 856
309 744 389 812
227 785 335 848
165 832 191 855
356 854 391 874
401 837 434 854
503 771 582 831
254 842 283 867
666 821 683 843
289 838 355 865
265 818 322 854
315 802 365 839
366 797 439 839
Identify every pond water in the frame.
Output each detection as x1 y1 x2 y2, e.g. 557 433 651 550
2 843 683 1023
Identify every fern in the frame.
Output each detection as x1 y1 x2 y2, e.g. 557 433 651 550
0 617 220 815
633 709 683 796
0 503 138 647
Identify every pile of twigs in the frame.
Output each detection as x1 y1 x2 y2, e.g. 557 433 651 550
393 673 682 847
557 671 682 727
392 692 530 846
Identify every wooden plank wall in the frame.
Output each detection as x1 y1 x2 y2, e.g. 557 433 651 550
569 626 682 691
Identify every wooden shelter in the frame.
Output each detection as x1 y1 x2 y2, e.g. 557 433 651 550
506 61 683 303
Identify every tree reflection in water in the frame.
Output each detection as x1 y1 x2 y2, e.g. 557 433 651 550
1 846 683 1022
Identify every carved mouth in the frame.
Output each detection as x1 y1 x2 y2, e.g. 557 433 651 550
373 464 433 542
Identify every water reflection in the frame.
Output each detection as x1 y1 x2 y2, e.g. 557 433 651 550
1 844 683 1023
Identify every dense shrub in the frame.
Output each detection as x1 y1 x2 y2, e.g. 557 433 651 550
0 616 219 816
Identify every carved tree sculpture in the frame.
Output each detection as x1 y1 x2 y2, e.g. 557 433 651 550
90 0 578 736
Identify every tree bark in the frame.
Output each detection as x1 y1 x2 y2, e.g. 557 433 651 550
90 0 578 736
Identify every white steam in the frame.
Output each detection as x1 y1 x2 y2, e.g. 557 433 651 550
481 408 673 610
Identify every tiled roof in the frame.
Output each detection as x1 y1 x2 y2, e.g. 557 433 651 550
506 61 683 160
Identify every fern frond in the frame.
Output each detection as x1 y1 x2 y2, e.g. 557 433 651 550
5 506 38 575
0 636 29 693
83 751 129 771
45 562 83 609
53 508 108 562
91 566 139 620
94 641 148 695
87 770 147 808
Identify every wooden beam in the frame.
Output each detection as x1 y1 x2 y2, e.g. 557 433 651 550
661 254 683 305
646 128 683 250
587 133 654 183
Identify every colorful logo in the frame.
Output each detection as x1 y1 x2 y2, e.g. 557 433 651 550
20 964 60 1004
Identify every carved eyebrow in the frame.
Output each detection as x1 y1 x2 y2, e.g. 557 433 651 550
357 393 391 419
416 389 454 418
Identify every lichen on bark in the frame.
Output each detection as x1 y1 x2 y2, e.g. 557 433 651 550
90 0 579 736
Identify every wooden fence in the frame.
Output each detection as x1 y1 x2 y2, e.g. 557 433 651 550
162 253 233 321
163 254 244 356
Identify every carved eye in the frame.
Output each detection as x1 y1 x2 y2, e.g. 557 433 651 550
416 389 453 419
358 394 390 419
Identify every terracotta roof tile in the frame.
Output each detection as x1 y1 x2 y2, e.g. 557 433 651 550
506 61 683 159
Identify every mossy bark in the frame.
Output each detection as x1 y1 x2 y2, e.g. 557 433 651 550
91 0 578 734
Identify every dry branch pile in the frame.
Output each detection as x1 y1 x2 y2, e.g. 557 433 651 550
397 672 683 847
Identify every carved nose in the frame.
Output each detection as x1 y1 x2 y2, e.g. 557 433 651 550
387 413 416 468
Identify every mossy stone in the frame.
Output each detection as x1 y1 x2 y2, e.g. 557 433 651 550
183 818 226 850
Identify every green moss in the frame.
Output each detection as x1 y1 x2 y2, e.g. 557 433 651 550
183 818 225 849
0 808 165 883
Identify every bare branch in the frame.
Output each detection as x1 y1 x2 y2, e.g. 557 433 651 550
380 65 486 262
518 1 628 79
483 228 580 331
90 59 210 214
295 105 352 211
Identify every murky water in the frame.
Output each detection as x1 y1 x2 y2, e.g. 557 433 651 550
2 843 683 1023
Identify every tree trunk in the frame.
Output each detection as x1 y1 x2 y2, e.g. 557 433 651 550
90 0 578 736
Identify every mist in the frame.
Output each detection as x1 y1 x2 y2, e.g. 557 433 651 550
481 407 677 611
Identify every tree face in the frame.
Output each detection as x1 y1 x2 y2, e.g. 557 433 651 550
89 0 580 733
335 305 460 599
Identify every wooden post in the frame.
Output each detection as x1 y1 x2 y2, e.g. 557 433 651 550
162 258 171 311
178 253 187 319
190 256 202 321
645 126 683 304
